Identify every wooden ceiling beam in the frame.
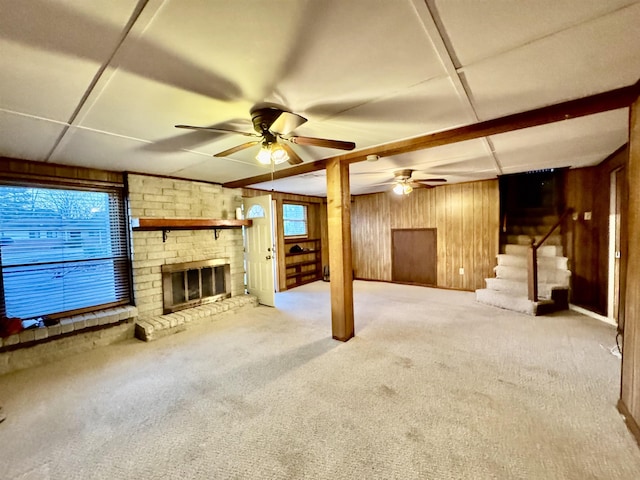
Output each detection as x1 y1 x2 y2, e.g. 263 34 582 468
223 81 640 189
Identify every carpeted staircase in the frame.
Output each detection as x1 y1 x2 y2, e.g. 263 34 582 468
476 214 571 315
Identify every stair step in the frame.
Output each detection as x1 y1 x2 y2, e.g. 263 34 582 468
507 225 556 236
475 289 555 316
505 234 562 246
494 265 571 286
497 254 568 270
507 214 559 227
484 278 559 298
504 244 564 257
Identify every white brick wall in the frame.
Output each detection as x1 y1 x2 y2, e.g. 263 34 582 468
128 175 245 318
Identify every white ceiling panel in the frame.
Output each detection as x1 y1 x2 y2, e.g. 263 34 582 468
428 0 637 67
460 3 640 119
301 75 474 149
162 158 271 186
491 109 629 174
0 110 66 162
50 127 210 175
251 172 328 198
76 68 254 143
0 0 139 121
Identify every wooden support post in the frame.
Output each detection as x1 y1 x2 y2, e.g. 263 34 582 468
527 245 538 302
326 158 354 341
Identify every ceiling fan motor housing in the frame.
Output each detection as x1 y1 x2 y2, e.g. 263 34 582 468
395 169 414 181
250 107 284 134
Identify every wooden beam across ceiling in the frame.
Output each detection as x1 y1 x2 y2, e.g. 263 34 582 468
223 81 640 189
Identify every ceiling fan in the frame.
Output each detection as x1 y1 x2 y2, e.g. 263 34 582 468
385 169 447 195
175 104 356 166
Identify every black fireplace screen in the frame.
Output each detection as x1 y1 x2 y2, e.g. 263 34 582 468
162 260 231 314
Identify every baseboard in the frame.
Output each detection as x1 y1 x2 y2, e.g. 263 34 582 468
353 277 473 292
569 304 617 326
618 399 640 448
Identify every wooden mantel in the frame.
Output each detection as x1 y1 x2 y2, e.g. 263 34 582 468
131 218 252 241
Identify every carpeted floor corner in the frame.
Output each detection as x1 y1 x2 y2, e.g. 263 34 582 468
1 280 639 479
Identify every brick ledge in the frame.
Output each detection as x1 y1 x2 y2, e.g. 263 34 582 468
0 305 138 352
135 294 258 342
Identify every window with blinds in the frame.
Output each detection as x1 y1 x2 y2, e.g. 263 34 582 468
283 203 308 238
0 184 131 320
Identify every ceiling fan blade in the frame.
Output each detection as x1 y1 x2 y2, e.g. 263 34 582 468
411 182 434 189
286 135 355 150
370 181 398 186
269 111 307 135
175 124 259 138
415 178 447 184
280 143 303 165
213 141 260 157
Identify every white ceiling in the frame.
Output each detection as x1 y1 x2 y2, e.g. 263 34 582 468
0 0 638 196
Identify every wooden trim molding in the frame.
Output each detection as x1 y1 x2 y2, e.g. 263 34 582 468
618 399 640 447
224 81 640 189
130 218 252 230
130 218 252 242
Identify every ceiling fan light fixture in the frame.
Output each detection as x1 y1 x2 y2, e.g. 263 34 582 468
270 144 289 164
393 182 413 195
256 145 273 165
256 142 290 165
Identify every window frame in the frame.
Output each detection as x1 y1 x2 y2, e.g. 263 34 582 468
282 203 308 239
0 178 132 320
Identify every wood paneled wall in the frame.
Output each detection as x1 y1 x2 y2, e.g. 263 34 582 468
620 98 640 445
352 180 499 290
0 156 123 185
564 147 628 315
242 188 327 291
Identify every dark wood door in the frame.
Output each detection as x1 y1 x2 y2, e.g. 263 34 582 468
392 228 437 286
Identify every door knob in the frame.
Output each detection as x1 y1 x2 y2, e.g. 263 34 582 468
266 255 272 260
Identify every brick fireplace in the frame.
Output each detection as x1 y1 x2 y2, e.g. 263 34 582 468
127 174 245 319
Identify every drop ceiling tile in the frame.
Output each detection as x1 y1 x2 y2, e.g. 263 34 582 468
301 76 474 148
49 127 214 175
266 0 449 109
0 0 139 121
490 109 629 174
251 174 328 198
429 0 637 67
171 158 273 185
461 4 640 120
77 68 255 144
0 110 66 161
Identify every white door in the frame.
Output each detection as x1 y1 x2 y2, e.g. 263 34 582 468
243 195 276 307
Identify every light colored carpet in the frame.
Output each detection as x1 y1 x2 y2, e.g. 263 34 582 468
1 280 639 479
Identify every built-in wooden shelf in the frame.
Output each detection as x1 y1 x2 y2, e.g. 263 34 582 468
131 218 252 241
284 238 322 288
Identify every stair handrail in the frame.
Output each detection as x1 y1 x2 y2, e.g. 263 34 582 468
527 208 573 302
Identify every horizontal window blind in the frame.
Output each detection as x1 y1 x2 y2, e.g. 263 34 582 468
283 203 308 237
0 184 131 319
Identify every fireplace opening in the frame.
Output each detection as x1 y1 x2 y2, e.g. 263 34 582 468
162 259 231 314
